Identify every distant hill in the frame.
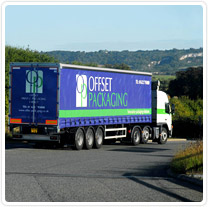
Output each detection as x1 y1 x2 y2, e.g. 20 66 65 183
44 48 203 74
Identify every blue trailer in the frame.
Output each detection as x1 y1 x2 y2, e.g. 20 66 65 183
9 63 174 149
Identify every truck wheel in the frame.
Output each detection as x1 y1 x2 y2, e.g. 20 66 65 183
74 128 84 150
85 127 94 150
94 126 103 149
131 127 141 146
158 127 168 144
141 126 150 144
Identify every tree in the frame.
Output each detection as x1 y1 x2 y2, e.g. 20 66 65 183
44 48 203 74
71 61 98 67
168 67 203 99
104 63 131 70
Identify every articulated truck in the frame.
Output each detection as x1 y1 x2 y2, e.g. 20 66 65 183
9 63 174 150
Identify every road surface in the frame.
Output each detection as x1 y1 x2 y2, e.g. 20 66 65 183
5 140 203 202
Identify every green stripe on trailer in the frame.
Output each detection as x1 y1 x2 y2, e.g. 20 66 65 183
59 108 151 118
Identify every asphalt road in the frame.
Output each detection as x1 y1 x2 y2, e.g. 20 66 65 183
5 140 203 203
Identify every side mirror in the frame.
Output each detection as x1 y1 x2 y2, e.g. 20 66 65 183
171 104 175 115
165 103 170 114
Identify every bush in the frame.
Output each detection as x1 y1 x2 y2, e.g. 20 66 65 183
170 97 203 138
5 115 12 139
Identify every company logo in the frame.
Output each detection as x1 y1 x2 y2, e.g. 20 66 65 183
26 70 43 93
76 74 87 107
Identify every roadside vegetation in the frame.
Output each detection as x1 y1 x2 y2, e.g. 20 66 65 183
170 141 203 174
170 97 203 138
168 67 203 138
153 68 203 138
168 68 203 174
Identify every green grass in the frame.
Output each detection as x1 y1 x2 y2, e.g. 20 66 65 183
170 141 203 174
152 75 176 81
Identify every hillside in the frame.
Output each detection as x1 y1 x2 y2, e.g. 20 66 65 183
44 48 203 74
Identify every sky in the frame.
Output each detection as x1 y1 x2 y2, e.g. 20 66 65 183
5 5 203 52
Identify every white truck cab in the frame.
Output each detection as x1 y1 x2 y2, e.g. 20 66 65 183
152 81 174 144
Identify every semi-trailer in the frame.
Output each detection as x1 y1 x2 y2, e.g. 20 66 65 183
9 63 174 150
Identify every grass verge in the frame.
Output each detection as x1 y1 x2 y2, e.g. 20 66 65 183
170 141 203 175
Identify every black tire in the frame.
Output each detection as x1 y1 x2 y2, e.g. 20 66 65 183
94 127 104 149
85 127 94 150
141 126 150 144
74 128 84 150
131 127 141 146
158 127 168 144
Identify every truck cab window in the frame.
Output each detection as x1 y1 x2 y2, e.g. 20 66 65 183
165 103 170 114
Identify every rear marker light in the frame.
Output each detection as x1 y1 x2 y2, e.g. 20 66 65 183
46 120 57 125
10 118 22 123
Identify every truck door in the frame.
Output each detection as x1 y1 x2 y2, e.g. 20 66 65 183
156 90 172 131
10 63 59 126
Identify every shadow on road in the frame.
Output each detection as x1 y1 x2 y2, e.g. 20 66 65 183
5 140 33 150
124 174 192 202
108 146 169 153
5 139 65 150
122 164 203 202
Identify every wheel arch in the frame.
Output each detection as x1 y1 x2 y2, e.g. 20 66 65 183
142 125 152 133
159 123 169 137
131 125 142 140
85 126 95 134
155 123 169 136
131 125 142 133
96 125 105 138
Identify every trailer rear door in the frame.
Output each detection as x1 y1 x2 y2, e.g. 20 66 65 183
9 63 59 126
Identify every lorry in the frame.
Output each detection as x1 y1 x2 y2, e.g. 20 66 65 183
9 62 174 150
